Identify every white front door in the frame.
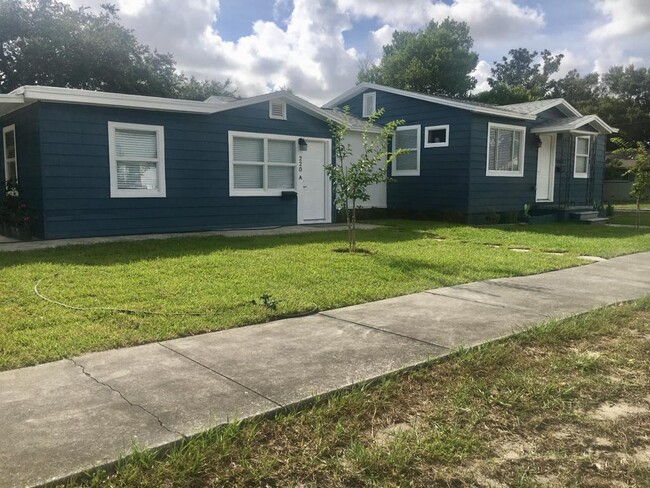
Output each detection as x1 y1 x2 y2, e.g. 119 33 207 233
298 140 330 224
535 134 556 202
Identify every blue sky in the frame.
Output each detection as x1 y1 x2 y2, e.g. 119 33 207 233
66 0 650 103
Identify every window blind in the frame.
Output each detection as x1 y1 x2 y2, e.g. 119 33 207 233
233 137 264 162
268 166 294 189
233 164 264 189
117 161 158 190
115 129 157 159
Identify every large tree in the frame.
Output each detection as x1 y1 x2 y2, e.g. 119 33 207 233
0 0 235 100
474 48 564 104
358 19 478 98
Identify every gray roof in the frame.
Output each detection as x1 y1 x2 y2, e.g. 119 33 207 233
501 99 582 116
530 115 618 134
323 83 536 120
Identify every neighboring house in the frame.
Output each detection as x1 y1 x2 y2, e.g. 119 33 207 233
0 86 379 240
323 83 618 222
0 82 618 240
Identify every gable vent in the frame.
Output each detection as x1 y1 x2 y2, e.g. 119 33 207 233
269 99 287 120
362 91 376 118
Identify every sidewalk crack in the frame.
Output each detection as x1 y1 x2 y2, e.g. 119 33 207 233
68 358 183 438
158 343 284 408
318 312 451 351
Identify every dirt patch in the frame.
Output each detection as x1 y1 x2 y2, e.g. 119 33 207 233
589 402 650 421
373 422 414 446
633 446 650 466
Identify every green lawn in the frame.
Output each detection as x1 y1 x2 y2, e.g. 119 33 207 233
65 298 650 488
610 211 650 226
1 220 649 371
611 201 650 211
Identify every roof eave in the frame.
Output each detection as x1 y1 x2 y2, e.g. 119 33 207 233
323 82 536 120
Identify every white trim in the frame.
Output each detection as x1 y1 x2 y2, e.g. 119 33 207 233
531 114 618 135
503 99 582 117
392 125 421 176
424 124 450 148
269 99 287 120
297 138 333 225
108 122 166 198
535 133 556 203
323 82 536 120
486 122 526 177
573 135 590 179
362 92 376 118
2 124 18 185
228 130 301 197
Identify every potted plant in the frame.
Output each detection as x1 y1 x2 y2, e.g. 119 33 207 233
519 203 532 224
12 203 32 241
1 179 20 237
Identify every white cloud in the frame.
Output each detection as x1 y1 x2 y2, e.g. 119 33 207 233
589 0 650 41
370 24 396 54
471 60 492 93
337 0 545 43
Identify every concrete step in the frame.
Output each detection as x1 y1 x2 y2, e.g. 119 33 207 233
584 217 610 225
569 210 600 220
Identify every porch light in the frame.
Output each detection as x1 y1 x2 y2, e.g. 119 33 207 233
298 138 308 151
533 135 543 148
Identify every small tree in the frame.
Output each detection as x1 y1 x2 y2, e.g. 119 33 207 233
326 107 405 253
613 138 650 228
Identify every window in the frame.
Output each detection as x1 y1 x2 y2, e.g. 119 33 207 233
362 92 376 118
2 124 17 186
424 125 449 148
108 122 166 198
269 99 287 120
486 122 526 177
229 131 297 196
574 136 590 178
392 125 421 176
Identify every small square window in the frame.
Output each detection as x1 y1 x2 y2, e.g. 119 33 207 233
424 125 449 148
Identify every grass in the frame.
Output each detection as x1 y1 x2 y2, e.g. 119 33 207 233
1 220 649 370
64 297 650 487
610 211 650 226
610 201 650 211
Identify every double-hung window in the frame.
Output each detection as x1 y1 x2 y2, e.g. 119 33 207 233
108 122 166 198
574 136 590 178
392 125 421 176
486 122 526 177
3 124 18 187
229 132 296 196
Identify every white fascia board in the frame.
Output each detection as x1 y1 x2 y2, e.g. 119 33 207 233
22 85 218 113
531 115 618 135
323 82 536 120
531 99 583 117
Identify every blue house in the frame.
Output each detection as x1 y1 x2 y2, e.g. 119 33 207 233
0 86 378 239
0 82 617 240
324 83 618 223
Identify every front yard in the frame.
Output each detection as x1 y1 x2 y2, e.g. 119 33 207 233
1 220 649 371
66 297 650 487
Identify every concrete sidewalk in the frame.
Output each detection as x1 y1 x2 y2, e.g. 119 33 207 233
1 252 649 488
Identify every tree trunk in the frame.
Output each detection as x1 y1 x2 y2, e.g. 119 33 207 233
351 199 357 253
636 194 641 229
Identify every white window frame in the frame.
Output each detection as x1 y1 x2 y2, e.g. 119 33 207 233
2 124 18 186
269 99 287 120
573 136 590 179
362 92 376 118
392 125 421 177
424 124 450 148
229 131 298 197
486 122 526 177
108 121 166 198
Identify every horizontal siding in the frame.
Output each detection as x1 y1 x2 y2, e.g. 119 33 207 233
39 101 331 239
340 89 472 213
0 104 44 237
468 114 536 213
